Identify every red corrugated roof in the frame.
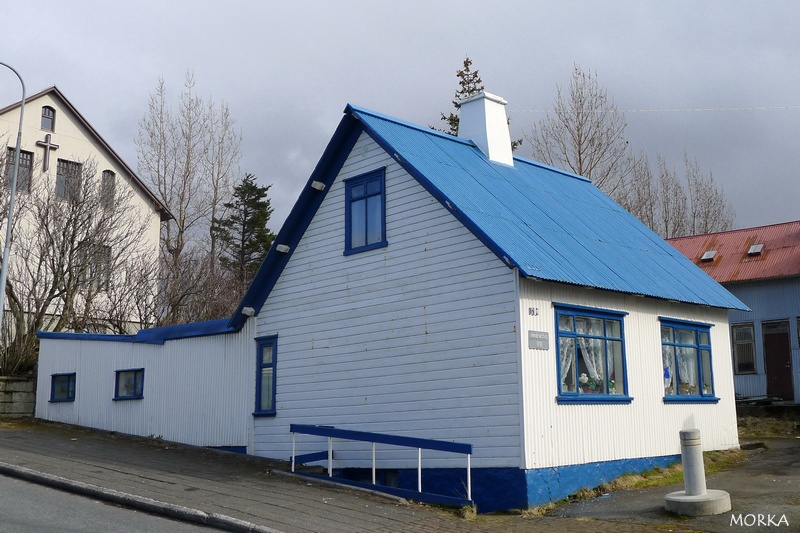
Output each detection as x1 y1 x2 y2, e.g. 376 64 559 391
668 220 800 283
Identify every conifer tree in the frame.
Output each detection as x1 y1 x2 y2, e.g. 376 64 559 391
440 56 484 136
440 56 522 150
211 173 275 291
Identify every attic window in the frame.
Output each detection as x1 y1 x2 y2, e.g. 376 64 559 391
41 106 56 131
747 244 764 256
700 250 716 262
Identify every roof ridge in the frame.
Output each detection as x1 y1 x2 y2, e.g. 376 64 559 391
347 104 592 184
669 219 800 241
346 104 477 146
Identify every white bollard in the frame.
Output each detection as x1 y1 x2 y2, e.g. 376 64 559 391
664 428 731 516
680 429 706 496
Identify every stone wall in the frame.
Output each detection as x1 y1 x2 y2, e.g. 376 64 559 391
0 377 35 417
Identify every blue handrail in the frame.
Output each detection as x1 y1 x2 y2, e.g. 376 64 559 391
289 424 473 503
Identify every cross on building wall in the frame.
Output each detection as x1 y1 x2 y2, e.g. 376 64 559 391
36 133 59 172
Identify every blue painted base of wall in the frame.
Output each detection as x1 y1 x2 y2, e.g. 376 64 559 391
523 455 680 511
337 454 680 513
210 446 247 454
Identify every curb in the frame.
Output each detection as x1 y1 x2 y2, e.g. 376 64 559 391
272 469 409 505
0 461 284 533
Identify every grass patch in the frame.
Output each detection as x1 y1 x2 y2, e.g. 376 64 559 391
563 447 748 502
738 416 799 439
0 417 36 429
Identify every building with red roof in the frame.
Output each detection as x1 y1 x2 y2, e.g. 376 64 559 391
669 221 800 403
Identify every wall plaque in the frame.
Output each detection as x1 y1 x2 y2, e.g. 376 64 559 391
528 330 549 351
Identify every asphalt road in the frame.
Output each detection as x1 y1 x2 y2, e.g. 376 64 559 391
0 474 219 533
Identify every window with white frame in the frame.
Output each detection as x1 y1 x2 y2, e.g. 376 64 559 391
344 168 387 255
555 304 630 403
661 318 717 402
254 336 277 416
731 323 756 374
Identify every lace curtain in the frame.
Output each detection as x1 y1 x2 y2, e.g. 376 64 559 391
576 318 604 382
560 338 575 390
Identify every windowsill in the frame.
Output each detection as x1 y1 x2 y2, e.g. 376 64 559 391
253 411 276 418
556 394 633 405
113 396 144 401
663 395 720 404
344 240 388 256
49 398 75 403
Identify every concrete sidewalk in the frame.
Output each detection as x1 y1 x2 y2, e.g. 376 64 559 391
0 419 796 532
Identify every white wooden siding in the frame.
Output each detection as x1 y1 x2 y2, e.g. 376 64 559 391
727 277 800 401
36 319 255 448
518 279 739 470
253 132 522 469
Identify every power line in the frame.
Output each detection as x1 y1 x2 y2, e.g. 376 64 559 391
509 105 800 113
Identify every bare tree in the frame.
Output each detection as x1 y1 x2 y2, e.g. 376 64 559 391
530 64 735 238
655 156 688 239
0 155 155 375
527 64 634 195
136 72 242 325
619 153 734 238
684 154 735 235
617 152 657 231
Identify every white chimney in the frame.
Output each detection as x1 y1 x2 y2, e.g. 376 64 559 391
457 91 513 166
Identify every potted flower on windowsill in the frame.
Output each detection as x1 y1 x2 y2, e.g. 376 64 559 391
578 373 601 394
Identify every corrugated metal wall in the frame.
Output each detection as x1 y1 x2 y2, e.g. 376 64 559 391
518 278 739 470
36 319 255 448
252 132 523 469
727 277 800 401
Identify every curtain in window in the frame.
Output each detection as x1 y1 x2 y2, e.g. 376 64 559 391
677 346 698 393
663 345 675 395
576 318 604 382
559 337 575 391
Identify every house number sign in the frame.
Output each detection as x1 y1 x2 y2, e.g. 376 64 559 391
528 330 549 351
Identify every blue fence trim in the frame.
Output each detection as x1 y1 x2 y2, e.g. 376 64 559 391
289 424 472 455
296 472 473 508
291 451 330 464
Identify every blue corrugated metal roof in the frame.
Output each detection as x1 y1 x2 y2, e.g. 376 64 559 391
229 103 747 330
348 105 747 311
37 318 237 344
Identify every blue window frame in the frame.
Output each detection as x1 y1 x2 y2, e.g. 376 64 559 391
254 336 277 416
344 169 387 255
50 373 76 402
114 368 144 400
555 304 631 404
661 318 718 403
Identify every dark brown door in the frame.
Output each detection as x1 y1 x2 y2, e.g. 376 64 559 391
763 321 794 401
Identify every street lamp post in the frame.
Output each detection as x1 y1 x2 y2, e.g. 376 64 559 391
0 62 26 361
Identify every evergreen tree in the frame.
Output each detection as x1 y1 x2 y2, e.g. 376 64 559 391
440 56 522 150
440 56 484 136
211 173 275 290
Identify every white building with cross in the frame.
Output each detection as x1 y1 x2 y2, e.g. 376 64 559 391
0 86 171 333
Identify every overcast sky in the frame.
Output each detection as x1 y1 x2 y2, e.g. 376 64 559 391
1 0 797 231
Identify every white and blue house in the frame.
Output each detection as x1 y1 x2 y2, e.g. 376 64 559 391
37 93 747 512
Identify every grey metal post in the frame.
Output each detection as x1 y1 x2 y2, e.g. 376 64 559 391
0 62 25 348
